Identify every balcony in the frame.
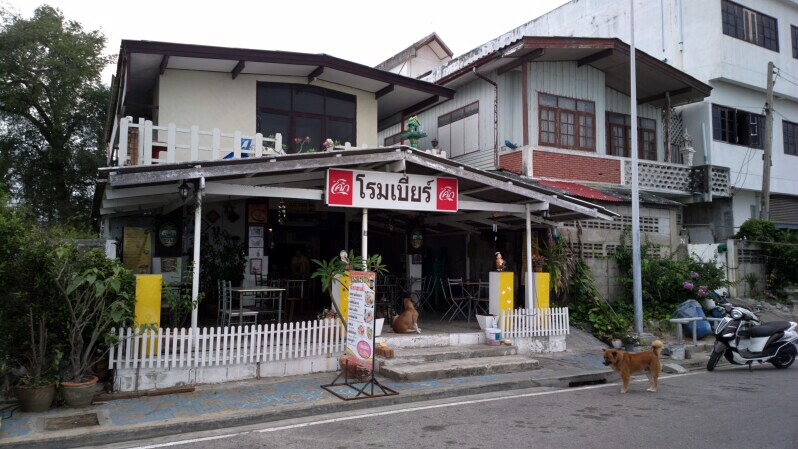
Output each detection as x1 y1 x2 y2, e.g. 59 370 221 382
622 159 730 199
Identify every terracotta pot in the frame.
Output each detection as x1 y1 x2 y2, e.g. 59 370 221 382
15 383 56 413
533 264 544 273
60 375 99 408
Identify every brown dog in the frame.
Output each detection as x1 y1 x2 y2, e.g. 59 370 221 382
391 297 420 334
602 340 663 393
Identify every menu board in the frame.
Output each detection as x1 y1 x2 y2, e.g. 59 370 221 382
344 271 376 368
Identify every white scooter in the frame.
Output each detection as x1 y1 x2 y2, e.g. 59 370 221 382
707 302 798 371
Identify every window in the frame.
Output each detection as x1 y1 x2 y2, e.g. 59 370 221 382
785 120 798 156
538 93 595 151
256 83 356 153
792 25 798 59
606 112 658 161
712 104 765 148
383 131 403 146
721 0 779 52
437 102 479 157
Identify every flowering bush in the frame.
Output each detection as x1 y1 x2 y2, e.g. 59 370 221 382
682 271 710 298
532 254 545 265
293 136 310 153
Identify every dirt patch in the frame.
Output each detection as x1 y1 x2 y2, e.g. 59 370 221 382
45 413 99 431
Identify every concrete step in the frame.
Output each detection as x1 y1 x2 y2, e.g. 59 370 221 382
378 344 518 366
378 355 540 382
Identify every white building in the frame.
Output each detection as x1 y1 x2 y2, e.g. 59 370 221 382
499 0 798 239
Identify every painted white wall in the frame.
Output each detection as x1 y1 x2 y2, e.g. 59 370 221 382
157 70 378 148
731 189 760 231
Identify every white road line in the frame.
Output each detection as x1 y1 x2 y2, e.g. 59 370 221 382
126 371 705 448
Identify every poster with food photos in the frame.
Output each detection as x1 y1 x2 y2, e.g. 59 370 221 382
344 271 376 368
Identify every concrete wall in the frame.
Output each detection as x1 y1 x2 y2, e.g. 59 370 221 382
157 70 379 148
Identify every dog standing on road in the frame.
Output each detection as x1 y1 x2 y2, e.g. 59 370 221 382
391 297 420 334
602 340 664 393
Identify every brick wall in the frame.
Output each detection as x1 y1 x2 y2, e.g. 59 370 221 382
533 150 620 184
498 151 524 175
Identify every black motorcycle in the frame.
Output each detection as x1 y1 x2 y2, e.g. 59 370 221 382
707 302 797 371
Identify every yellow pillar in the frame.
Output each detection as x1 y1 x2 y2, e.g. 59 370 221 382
135 274 162 354
533 272 550 308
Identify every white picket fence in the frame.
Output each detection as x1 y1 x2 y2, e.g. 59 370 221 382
109 318 345 370
497 307 570 338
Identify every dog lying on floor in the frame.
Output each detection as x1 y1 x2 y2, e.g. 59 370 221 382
602 340 664 393
391 297 420 334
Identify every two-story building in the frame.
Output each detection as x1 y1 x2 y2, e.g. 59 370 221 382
96 40 617 325
377 35 713 299
492 0 798 241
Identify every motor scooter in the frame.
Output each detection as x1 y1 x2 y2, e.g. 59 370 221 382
707 302 798 371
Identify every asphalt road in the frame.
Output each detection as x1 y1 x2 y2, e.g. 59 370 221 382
93 364 798 449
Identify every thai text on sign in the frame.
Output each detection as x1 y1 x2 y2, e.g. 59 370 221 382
326 169 458 212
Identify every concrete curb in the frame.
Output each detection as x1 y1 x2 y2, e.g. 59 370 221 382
0 369 613 449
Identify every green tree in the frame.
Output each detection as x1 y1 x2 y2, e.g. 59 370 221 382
0 5 112 228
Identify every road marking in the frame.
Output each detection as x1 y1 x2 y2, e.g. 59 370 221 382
126 371 704 448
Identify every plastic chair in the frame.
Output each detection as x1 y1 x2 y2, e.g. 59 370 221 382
442 278 470 322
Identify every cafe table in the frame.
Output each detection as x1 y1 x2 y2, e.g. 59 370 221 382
230 286 286 324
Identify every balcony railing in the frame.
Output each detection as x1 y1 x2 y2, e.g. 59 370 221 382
622 159 730 198
112 117 286 167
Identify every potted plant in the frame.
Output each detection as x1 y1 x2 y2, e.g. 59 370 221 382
13 308 60 412
311 250 388 327
532 254 546 272
163 264 204 329
53 248 134 407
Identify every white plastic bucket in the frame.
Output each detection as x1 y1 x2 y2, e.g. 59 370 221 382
485 327 501 345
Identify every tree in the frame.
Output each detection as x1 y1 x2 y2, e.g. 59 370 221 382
0 5 112 228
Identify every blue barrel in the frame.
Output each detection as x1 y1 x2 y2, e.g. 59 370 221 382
674 299 712 339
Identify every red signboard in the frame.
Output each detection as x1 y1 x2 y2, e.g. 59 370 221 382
325 169 458 212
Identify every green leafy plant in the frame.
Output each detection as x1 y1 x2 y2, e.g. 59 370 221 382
200 226 247 306
311 251 389 326
163 271 204 329
735 219 798 295
742 272 760 298
17 307 61 388
53 249 135 383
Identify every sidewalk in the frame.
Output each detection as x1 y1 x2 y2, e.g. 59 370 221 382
0 343 710 449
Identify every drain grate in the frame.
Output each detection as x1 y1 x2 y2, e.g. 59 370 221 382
568 378 607 388
45 413 99 431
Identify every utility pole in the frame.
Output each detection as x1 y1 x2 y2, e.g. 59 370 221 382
760 61 774 220
630 0 643 335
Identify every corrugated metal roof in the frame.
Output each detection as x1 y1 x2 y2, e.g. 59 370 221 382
536 180 622 202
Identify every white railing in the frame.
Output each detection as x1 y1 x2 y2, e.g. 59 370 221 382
109 318 345 370
116 117 284 167
497 307 570 338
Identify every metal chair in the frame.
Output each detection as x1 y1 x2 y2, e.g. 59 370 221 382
472 281 490 317
221 280 258 327
411 276 437 312
442 278 470 322
281 279 305 323
254 279 282 324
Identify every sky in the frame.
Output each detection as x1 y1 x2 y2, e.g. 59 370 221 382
7 0 571 84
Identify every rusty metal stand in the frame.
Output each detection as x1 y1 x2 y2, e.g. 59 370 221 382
321 358 398 401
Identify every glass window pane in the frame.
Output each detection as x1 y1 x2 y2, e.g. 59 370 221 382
438 113 451 127
539 93 557 107
258 112 289 152
258 84 291 111
326 92 356 119
578 101 594 113
327 119 355 147
558 97 576 110
293 86 324 114
294 116 322 154
452 107 465 122
465 102 479 117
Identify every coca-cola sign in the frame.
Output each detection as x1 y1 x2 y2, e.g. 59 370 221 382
326 169 458 212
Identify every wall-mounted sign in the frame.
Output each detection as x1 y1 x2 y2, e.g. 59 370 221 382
411 229 423 249
158 222 179 248
326 169 458 212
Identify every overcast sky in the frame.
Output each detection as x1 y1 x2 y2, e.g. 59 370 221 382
8 0 570 84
